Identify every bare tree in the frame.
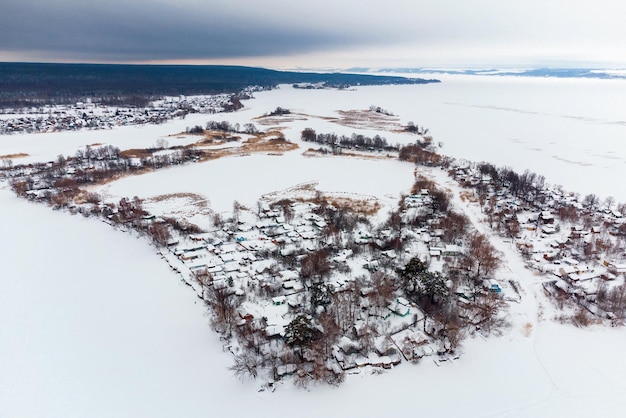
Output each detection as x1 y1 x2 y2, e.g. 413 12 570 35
463 232 502 280
229 352 259 381
232 200 242 224
272 199 294 223
470 293 508 334
212 212 224 228
194 268 213 290
432 304 464 353
317 312 341 358
300 249 330 284
583 193 599 211
370 271 395 316
604 196 615 211
205 285 240 336
330 281 362 333
438 211 469 243
147 222 171 246
301 127 317 142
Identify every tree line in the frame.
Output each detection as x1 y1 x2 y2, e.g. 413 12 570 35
300 128 399 152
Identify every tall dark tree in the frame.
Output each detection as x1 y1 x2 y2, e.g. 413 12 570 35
301 128 317 142
583 193 600 211
398 257 449 308
284 314 316 348
310 283 333 311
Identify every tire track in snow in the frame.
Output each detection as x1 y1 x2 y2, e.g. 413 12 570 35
423 167 573 412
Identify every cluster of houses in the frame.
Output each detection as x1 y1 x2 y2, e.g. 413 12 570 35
10 83 626 386
0 93 242 135
172 201 330 287
518 208 625 310
448 162 626 317
17 111 626 381
157 192 474 378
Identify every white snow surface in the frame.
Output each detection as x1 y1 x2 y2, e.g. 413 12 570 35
96 152 414 216
3 78 626 417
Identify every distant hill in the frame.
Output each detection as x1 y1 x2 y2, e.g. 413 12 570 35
0 63 439 108
375 67 626 80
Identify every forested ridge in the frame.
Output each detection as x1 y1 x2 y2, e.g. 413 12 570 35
0 63 438 108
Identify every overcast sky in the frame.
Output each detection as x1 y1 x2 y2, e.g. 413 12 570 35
2 0 625 69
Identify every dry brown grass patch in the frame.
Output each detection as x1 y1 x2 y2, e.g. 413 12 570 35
0 153 29 159
170 130 236 144
324 196 381 216
169 132 195 138
204 131 239 141
195 136 297 162
301 148 326 157
459 191 478 203
262 183 380 215
330 109 402 130
119 149 154 159
96 131 297 183
340 150 397 160
243 129 286 144
254 113 308 126
97 166 154 184
148 192 209 208
243 138 298 154
197 149 236 162
72 191 89 204
282 194 381 216
522 322 533 337
301 148 395 161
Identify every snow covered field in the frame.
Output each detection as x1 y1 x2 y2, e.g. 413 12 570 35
2 75 625 200
246 76 626 201
3 75 626 417
4 184 626 418
97 152 415 219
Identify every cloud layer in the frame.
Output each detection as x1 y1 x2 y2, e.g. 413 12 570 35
2 0 626 67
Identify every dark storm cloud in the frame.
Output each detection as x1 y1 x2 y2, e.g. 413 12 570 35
2 0 625 66
0 0 376 61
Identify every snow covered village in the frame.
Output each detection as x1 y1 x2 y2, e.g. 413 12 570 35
3 85 626 393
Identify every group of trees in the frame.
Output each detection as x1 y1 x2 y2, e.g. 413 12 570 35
301 128 398 152
472 162 547 200
267 106 291 116
224 205 505 382
74 144 121 162
204 120 258 134
205 284 241 337
404 121 429 135
397 258 449 311
461 232 502 282
398 143 442 165
8 139 209 213
368 105 394 116
300 249 331 283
